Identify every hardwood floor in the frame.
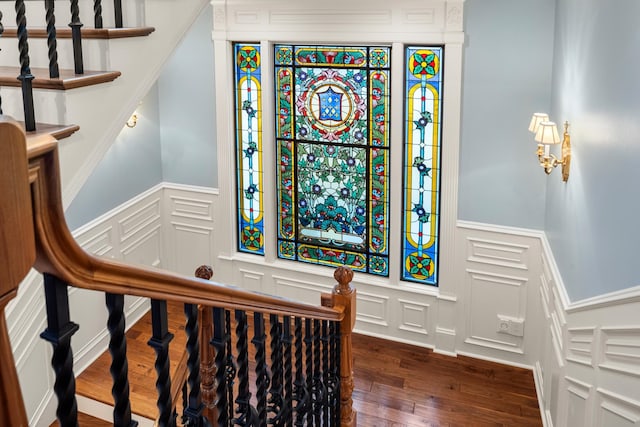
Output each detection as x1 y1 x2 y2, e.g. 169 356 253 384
351 334 541 426
50 412 111 427
76 301 189 419
76 301 542 426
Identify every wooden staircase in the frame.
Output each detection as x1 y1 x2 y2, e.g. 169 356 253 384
0 1 237 426
0 5 156 417
0 0 210 204
1 115 358 426
0 2 151 140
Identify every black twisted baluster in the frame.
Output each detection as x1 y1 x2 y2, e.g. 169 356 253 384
293 317 307 426
211 307 229 427
181 381 188 426
148 299 176 427
328 321 340 427
183 303 205 426
44 0 60 78
40 274 79 427
312 320 322 427
93 0 103 28
268 314 283 424
304 319 313 427
0 10 4 114
105 293 137 427
252 313 268 427
69 0 84 74
234 310 257 426
225 310 235 424
334 323 341 426
114 0 123 28
15 0 36 131
282 317 293 427
320 321 329 426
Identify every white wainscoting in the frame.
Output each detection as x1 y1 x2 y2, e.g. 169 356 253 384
9 183 640 427
535 236 640 427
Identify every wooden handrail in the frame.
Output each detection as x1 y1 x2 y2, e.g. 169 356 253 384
1 116 358 425
24 128 343 322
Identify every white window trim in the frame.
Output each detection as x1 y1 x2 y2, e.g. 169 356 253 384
212 0 464 300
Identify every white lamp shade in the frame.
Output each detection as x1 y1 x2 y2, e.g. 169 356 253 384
528 112 549 133
534 121 561 145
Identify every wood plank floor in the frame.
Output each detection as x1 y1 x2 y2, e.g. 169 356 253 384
351 334 542 426
50 412 112 427
76 301 542 426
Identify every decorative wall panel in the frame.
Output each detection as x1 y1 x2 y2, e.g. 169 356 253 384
600 327 640 377
273 276 333 305
239 268 264 292
118 199 161 241
567 327 595 367
466 237 530 270
565 376 592 427
597 389 640 426
465 269 526 354
398 299 430 335
355 291 389 327
169 196 213 221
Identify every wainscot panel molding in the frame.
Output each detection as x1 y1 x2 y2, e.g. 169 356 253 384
162 183 219 277
9 183 640 426
535 234 640 427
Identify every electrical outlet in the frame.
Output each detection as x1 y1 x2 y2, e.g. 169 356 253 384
496 315 525 337
497 317 510 333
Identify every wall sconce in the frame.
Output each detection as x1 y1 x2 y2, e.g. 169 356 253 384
126 112 138 128
528 113 571 182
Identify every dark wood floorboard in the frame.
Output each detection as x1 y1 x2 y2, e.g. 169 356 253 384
49 412 112 427
76 301 542 426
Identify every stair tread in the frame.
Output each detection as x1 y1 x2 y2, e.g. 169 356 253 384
4 26 155 39
75 300 188 420
24 122 80 141
49 411 112 427
0 67 121 90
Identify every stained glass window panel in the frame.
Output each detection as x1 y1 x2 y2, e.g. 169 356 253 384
402 46 443 285
276 45 390 275
235 43 264 255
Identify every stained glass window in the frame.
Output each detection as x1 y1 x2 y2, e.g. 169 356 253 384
234 43 264 255
275 45 391 275
402 46 443 285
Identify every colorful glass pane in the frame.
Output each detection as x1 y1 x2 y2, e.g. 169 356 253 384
276 45 390 275
402 46 443 285
235 43 264 255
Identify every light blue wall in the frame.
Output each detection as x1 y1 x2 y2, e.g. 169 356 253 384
65 5 216 229
545 0 640 301
158 4 217 187
65 85 163 230
459 0 556 229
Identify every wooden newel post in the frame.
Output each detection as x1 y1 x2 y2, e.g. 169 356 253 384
0 118 36 427
194 265 217 424
331 266 357 427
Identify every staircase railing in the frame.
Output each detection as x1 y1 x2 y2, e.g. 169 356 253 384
0 0 135 132
0 118 357 425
